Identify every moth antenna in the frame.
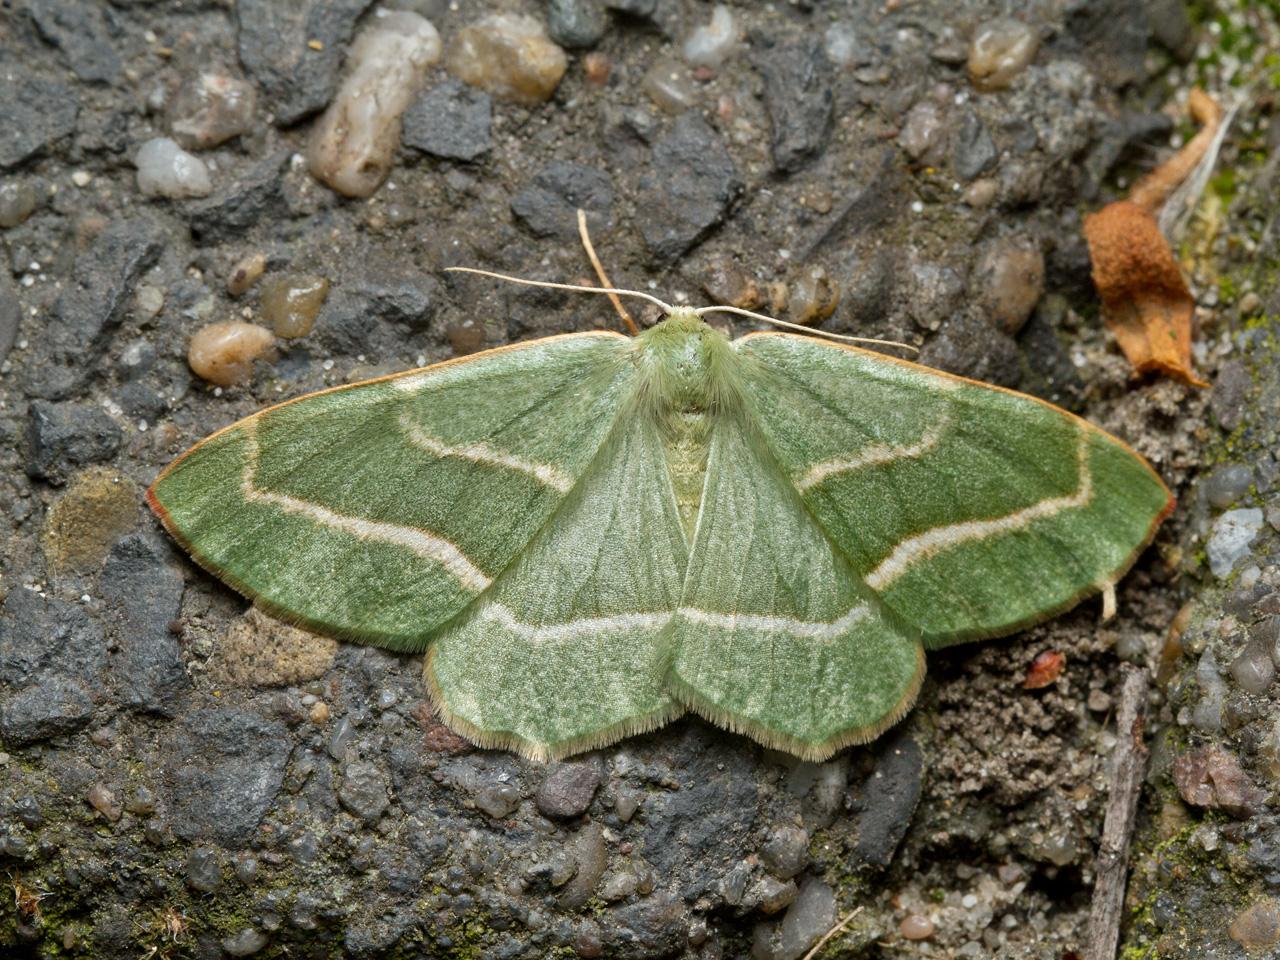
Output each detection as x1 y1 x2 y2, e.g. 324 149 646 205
577 208 640 336
445 267 677 315
693 305 921 355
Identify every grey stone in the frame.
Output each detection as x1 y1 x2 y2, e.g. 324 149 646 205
903 258 965 332
98 535 188 715
0 79 78 169
0 676 94 746
28 0 123 84
1207 509 1265 579
952 111 998 181
758 39 833 173
537 759 602 819
474 781 521 819
0 589 106 688
402 80 492 162
547 0 608 50
187 151 290 243
0 269 19 366
755 877 836 960
559 821 607 909
638 112 741 266
166 707 290 846
26 401 122 484
338 760 390 822
23 219 164 401
605 892 686 957
760 824 809 880
236 0 374 126
921 312 1021 387
186 846 223 892
223 928 269 957
854 730 923 867
1211 359 1251 432
511 162 614 240
1205 464 1255 510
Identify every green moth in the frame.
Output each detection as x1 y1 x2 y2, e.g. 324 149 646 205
148 306 1173 761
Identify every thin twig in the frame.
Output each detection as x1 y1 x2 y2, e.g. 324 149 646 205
801 906 863 960
577 208 639 336
1084 667 1150 960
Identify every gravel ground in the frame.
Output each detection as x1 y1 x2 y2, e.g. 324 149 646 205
0 1 1272 958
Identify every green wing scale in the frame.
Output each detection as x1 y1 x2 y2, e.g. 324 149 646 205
149 310 1172 761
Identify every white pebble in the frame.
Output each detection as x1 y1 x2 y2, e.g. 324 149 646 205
683 5 737 68
1207 508 1264 578
135 137 213 199
307 10 442 198
71 170 92 187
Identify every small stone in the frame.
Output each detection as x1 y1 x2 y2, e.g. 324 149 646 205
134 285 165 322
1172 744 1266 819
1230 642 1275 695
188 321 275 387
1207 508 1265 578
402 79 492 162
559 822 607 909
474 782 521 819
1087 689 1113 712
261 275 330 339
167 68 258 150
126 786 157 816
612 785 641 822
583 52 611 86
703 259 762 310
447 14 567 106
309 701 330 725
510 162 613 239
642 57 696 114
547 0 607 50
0 78 78 170
952 111 997 181
222 927 269 957
1192 648 1227 734
227 253 267 297
968 18 1039 91
901 914 935 940
683 5 737 68
854 730 923 867
135 138 213 199
823 23 869 67
26 401 122 484
186 847 224 893
1211 360 1251 432
1240 292 1263 316
446 319 486 356
760 824 810 880
308 10 442 198
87 784 122 822
898 100 946 164
1230 899 1280 951
1204 464 1255 509
0 180 40 228
776 877 836 959
537 760 601 819
789 267 840 324
759 39 833 173
0 676 94 746
748 875 798 914
962 179 999 207
904 258 965 333
601 869 640 901
188 151 289 243
975 235 1044 335
209 607 337 688
1023 649 1065 689
338 760 390 822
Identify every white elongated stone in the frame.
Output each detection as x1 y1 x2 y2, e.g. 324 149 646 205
307 10 442 198
134 137 213 199
683 5 737 68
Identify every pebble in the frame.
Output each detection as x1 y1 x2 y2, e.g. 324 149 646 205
789 267 840 324
1172 744 1266 818
308 11 442 199
1230 899 1280 950
0 180 40 228
583 52 610 86
337 760 390 822
748 875 798 914
968 18 1039 91
402 79 492 162
87 783 122 822
446 319 486 356
1239 291 1263 316
227 253 267 297
952 111 997 181
1207 508 1265 578
898 100 946 163
975 235 1045 335
776 877 835 959
1230 641 1274 695
823 23 869 68
187 846 224 893
1192 648 1227 734
167 68 257 150
683 5 737 68
135 138 213 199
962 178 999 207
642 57 696 114
222 927 268 957
474 782 521 819
546 0 607 50
1204 464 1255 509
447 14 567 105
537 759 601 819
26 400 123 484
187 321 275 387
261 275 330 339
901 914 935 940
134 285 165 321
760 824 810 880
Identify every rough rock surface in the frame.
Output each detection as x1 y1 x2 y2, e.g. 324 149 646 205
0 1 1261 958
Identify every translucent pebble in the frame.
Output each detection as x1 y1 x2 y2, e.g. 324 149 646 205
135 137 213 199
683 5 737 68
261 275 330 338
789 266 840 324
642 57 696 114
976 235 1044 335
188 321 275 387
447 14 567 106
87 783 122 822
227 253 267 297
823 23 865 68
1230 641 1275 695
1229 899 1280 951
968 19 1039 91
308 11 442 198
167 68 258 150
898 100 945 162
1204 463 1254 509
1192 648 1226 734
900 914 934 940
0 180 40 228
